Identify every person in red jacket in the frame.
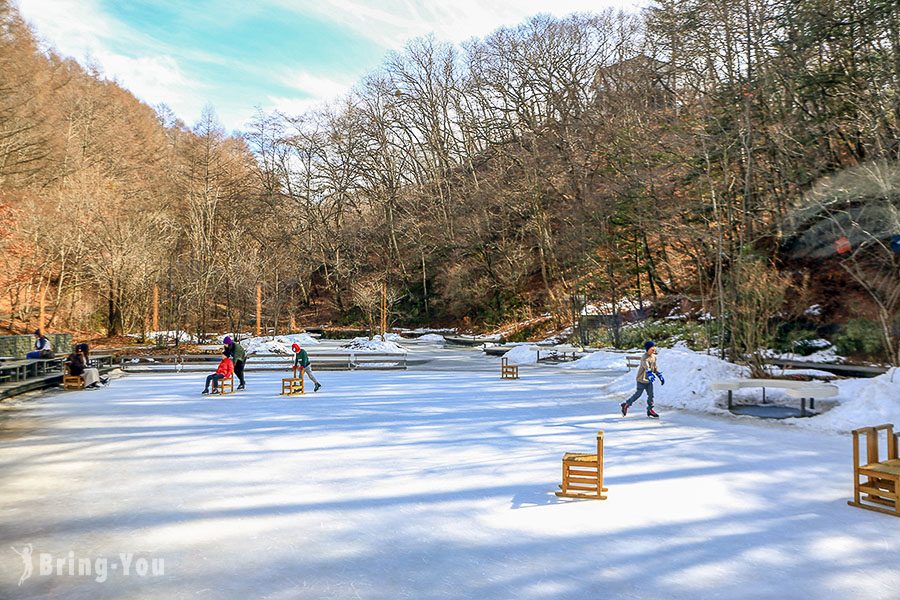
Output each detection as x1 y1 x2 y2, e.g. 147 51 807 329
202 353 234 395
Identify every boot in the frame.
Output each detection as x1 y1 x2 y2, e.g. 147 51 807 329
647 408 659 419
620 402 629 416
314 382 321 392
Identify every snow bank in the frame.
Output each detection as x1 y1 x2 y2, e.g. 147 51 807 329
602 347 748 411
763 346 844 363
790 369 900 432
503 345 539 364
241 333 320 355
342 336 407 353
384 333 403 342
418 333 445 343
562 351 628 371
131 330 199 343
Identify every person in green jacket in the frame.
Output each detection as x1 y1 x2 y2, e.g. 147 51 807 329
223 336 247 390
291 343 321 392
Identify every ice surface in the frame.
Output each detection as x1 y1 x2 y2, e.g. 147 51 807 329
0 350 898 599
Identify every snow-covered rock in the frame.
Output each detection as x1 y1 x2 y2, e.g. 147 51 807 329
790 368 900 432
502 345 539 364
418 333 445 343
241 333 320 355
562 351 628 371
342 336 407 353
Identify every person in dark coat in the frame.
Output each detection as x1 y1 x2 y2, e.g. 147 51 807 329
223 336 247 390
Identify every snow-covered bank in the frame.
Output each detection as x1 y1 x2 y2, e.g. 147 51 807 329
789 368 900 432
502 345 539 364
562 350 629 371
343 335 407 353
240 333 320 355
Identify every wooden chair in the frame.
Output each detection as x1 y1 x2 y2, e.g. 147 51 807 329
62 364 84 390
556 430 608 500
849 423 900 517
281 376 305 396
217 376 235 395
501 357 519 379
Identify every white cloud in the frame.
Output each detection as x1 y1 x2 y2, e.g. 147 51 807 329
266 0 646 49
278 69 354 100
15 0 207 123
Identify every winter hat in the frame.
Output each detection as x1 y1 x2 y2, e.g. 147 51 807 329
34 329 41 336
644 340 656 351
223 336 233 346
291 343 301 353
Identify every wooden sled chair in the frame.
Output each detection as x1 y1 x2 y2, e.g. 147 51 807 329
556 430 608 500
62 364 85 390
849 424 900 517
501 357 519 380
218 376 235 395
281 369 305 396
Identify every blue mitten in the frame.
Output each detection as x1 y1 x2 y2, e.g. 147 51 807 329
646 371 656 383
658 372 665 385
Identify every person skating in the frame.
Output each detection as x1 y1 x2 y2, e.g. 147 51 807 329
223 336 247 390
620 341 665 418
292 343 321 392
202 352 234 395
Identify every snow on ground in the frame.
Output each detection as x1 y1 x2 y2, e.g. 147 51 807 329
342 336 407 353
602 347 748 412
130 330 199 343
417 333 446 343
1 349 899 598
562 350 629 371
789 368 900 432
762 367 837 379
764 346 845 363
503 345 539 364
240 333 320 355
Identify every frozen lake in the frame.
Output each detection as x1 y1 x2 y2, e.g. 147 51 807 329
1 347 898 598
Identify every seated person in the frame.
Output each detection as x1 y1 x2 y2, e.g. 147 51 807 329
76 343 107 388
65 348 86 380
202 353 234 395
26 330 54 359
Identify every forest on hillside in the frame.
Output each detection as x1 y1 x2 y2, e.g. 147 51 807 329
0 0 898 364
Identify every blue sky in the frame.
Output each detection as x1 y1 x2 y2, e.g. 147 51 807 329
16 0 645 131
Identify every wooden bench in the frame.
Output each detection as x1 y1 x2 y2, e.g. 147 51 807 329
711 378 839 416
849 423 900 517
62 364 84 390
556 431 608 500
500 357 519 379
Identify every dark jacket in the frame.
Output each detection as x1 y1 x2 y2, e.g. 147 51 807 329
225 342 247 363
293 349 310 368
66 352 86 376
